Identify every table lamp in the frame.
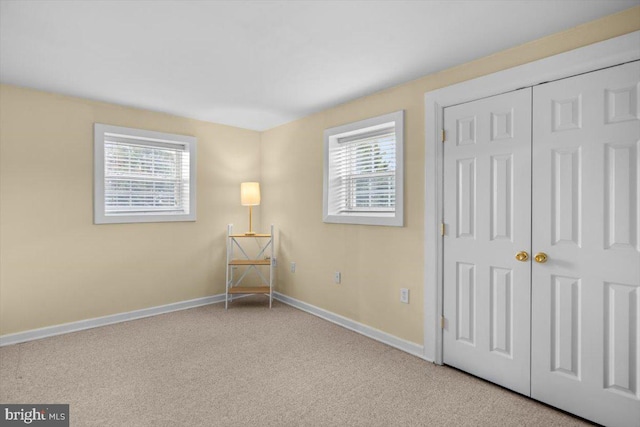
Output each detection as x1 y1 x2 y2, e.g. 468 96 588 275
240 182 260 235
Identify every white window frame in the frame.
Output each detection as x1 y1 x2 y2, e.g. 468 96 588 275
323 110 404 226
94 123 197 224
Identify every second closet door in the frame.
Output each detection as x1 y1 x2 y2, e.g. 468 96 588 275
531 60 640 427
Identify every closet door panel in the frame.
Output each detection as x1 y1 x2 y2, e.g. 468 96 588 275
443 88 532 396
531 60 640 427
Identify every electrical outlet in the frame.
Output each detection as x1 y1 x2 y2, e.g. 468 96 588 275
334 271 341 284
290 262 296 273
400 288 409 304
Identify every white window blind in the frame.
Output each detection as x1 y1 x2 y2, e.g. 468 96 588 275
94 123 196 224
104 138 190 214
333 127 396 213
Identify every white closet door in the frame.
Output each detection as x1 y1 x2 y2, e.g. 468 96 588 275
443 88 532 395
531 60 640 427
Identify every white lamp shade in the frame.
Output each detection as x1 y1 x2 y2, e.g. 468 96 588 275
241 182 261 206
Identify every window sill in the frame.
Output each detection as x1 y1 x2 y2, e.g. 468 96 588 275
94 211 196 225
323 213 402 227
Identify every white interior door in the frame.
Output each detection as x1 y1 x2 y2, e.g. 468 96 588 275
443 88 532 395
531 60 640 427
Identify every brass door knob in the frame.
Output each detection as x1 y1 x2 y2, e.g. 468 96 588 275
534 252 548 263
515 251 529 262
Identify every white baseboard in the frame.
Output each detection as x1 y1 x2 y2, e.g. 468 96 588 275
1 291 430 363
0 293 226 347
273 292 429 361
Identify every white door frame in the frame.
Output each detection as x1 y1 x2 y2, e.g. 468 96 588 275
423 30 640 364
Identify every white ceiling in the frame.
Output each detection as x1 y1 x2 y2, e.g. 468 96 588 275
1 1 638 131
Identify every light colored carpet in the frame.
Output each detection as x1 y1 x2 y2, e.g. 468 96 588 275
0 296 591 426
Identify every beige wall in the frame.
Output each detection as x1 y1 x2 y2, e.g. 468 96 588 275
1 7 638 341
0 85 261 335
260 7 640 345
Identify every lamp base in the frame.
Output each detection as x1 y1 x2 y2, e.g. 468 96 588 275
245 205 256 236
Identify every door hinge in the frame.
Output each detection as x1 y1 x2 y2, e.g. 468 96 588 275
441 129 446 142
440 315 445 329
440 223 446 236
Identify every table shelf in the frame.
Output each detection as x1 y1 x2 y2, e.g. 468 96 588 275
229 259 271 266
228 286 270 295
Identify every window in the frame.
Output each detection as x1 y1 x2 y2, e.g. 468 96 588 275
323 110 403 226
94 123 196 224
